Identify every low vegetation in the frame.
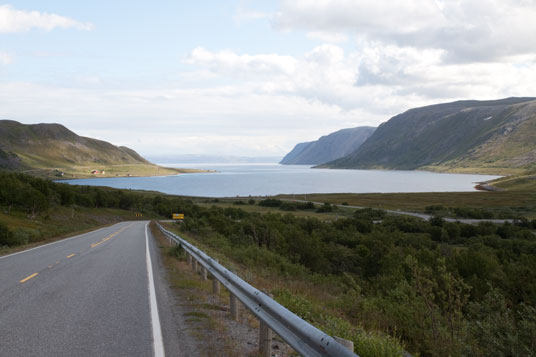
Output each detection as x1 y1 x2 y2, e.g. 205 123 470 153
163 201 536 356
0 171 165 248
277 189 536 219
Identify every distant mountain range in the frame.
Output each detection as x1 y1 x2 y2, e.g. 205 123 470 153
280 126 376 165
322 97 536 173
0 120 187 178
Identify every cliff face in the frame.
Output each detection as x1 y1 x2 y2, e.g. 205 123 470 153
323 97 536 172
280 126 376 165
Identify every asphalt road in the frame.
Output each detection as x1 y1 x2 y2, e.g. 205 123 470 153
0 221 193 357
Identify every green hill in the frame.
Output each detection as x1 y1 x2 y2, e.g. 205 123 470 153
0 120 193 178
323 97 536 174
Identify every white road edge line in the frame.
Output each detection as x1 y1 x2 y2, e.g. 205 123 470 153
145 223 165 357
0 223 120 260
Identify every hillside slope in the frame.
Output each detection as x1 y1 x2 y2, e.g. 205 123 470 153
0 120 190 178
324 98 536 173
280 126 376 165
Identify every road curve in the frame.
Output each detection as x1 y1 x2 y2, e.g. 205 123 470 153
0 221 190 357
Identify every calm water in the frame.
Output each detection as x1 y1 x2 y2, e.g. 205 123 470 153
60 164 501 197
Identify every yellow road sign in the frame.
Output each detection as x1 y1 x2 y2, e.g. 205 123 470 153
172 213 184 220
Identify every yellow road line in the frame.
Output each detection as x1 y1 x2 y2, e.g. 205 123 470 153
90 224 133 248
20 273 38 283
67 253 76 258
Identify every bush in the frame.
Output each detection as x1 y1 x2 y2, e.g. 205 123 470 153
258 198 282 207
0 223 15 246
168 244 185 259
316 202 333 213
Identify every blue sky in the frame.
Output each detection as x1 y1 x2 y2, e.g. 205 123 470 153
1 1 535 158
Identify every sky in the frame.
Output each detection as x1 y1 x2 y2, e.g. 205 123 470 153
1 0 536 159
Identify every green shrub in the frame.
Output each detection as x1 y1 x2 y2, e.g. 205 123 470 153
168 244 185 259
0 223 15 246
258 198 283 207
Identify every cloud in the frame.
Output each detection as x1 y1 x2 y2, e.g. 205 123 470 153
274 0 536 63
0 52 12 64
186 41 536 112
275 0 441 35
307 31 347 43
186 47 297 77
0 5 93 33
0 80 379 156
185 44 433 112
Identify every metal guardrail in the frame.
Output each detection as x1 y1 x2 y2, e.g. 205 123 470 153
156 223 358 357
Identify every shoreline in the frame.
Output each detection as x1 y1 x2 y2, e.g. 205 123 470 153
19 164 214 180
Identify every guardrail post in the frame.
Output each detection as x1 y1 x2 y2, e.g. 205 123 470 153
259 292 273 356
192 258 198 272
212 277 220 294
202 267 207 280
334 337 354 352
212 259 220 294
187 254 192 265
230 294 239 321
259 321 273 357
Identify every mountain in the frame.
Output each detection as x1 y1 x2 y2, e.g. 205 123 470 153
0 120 189 178
280 126 376 165
323 97 536 173
279 142 313 164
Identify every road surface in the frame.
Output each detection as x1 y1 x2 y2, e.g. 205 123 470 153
0 221 195 357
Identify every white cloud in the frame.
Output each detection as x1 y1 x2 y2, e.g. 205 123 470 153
275 0 441 35
186 41 536 113
0 80 378 156
0 5 93 33
0 52 12 64
185 44 425 112
307 31 347 43
186 47 297 77
274 0 536 63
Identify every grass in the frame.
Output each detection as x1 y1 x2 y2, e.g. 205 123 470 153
149 223 242 356
0 206 150 256
491 169 536 191
196 199 356 220
275 190 536 218
419 165 528 175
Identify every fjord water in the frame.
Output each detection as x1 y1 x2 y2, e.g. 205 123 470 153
61 164 501 197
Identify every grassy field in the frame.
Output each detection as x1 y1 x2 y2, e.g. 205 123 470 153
195 199 356 220
419 165 528 175
491 169 536 191
275 190 536 218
